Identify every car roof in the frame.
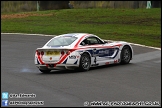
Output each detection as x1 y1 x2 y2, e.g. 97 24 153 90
57 33 93 38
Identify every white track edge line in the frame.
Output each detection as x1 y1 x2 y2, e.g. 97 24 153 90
1 33 161 50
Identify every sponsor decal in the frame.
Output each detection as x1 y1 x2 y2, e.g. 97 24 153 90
69 55 76 59
98 50 109 54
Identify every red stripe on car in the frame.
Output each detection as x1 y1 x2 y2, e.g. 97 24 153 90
74 34 89 48
37 55 45 65
54 49 75 67
54 34 89 67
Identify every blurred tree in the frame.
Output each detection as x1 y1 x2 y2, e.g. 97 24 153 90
69 1 161 9
39 1 69 10
151 1 161 8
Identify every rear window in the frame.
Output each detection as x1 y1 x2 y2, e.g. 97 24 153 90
47 36 77 46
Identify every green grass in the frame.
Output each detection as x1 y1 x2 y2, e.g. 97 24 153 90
1 8 161 48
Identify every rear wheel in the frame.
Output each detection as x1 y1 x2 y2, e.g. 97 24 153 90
120 46 131 64
39 69 51 73
79 53 91 71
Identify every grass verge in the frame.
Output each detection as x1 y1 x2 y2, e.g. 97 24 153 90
1 8 161 48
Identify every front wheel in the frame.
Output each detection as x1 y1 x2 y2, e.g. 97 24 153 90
79 53 91 71
39 69 51 73
120 46 131 64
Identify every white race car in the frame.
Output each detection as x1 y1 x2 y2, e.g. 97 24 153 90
35 33 133 73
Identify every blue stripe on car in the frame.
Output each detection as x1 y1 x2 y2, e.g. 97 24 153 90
37 58 40 64
79 48 119 58
74 59 78 64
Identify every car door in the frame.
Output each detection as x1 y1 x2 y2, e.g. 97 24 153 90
86 36 118 65
83 36 106 65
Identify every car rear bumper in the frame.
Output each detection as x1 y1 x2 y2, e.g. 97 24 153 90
35 64 79 70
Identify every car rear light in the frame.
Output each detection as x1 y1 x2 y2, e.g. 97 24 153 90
61 51 64 55
66 51 71 55
36 50 40 55
41 51 44 55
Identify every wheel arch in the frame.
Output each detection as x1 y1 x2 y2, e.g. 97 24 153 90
79 51 92 66
81 51 91 62
78 51 92 71
122 45 133 60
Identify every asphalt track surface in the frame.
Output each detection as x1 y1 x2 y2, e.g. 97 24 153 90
1 34 161 107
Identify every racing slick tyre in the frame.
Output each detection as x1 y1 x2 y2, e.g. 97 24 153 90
120 45 131 64
79 53 91 72
39 69 51 73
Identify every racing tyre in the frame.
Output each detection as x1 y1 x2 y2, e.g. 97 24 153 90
120 45 131 64
79 53 91 71
39 69 51 73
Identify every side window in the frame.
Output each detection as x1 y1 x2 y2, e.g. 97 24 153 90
87 37 104 45
96 37 104 44
80 36 104 46
80 39 90 46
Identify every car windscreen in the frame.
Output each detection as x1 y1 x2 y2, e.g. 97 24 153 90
47 36 77 47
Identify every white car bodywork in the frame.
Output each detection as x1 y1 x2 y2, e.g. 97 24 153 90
35 33 133 73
